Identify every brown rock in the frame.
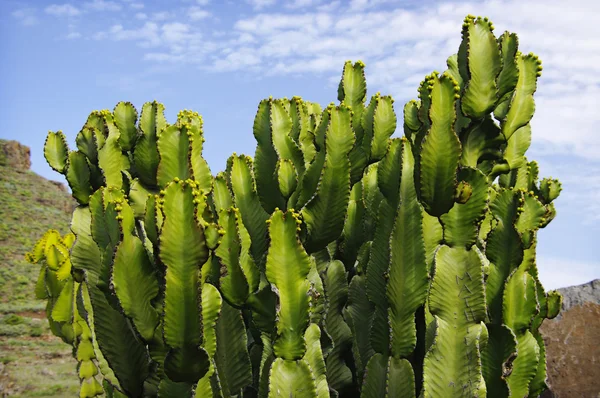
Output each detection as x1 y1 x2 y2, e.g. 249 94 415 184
49 180 68 192
0 140 31 171
540 280 600 398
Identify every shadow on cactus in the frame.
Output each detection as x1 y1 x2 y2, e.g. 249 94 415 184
28 14 563 398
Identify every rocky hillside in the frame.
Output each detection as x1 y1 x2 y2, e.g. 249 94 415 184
540 279 600 397
0 139 75 312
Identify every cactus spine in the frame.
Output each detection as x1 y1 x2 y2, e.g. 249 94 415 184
29 15 562 398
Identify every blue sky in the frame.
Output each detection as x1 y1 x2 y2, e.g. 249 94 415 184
1 0 598 289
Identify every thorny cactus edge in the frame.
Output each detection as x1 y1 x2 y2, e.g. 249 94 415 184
29 15 563 398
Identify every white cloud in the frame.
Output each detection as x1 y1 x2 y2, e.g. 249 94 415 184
93 22 161 46
537 256 600 290
84 0 122 11
213 0 600 162
152 12 173 21
189 7 211 20
93 20 207 61
213 48 262 71
66 31 82 39
85 0 600 166
12 8 38 26
317 1 340 12
161 22 197 44
130 2 144 9
285 0 322 8
197 0 211 4
246 0 277 10
45 4 81 16
347 0 398 11
135 12 147 20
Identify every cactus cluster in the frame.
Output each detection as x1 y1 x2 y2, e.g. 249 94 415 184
28 15 563 398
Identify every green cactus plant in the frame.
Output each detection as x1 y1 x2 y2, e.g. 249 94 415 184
29 15 563 397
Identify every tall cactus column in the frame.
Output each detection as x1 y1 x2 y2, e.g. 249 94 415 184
31 14 564 398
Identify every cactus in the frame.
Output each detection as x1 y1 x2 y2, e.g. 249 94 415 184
30 15 562 397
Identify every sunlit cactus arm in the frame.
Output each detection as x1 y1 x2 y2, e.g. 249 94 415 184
303 323 330 398
213 298 253 396
82 284 149 396
290 97 319 174
459 117 505 172
502 248 541 397
500 124 532 173
193 283 223 397
228 154 270 270
439 167 488 247
500 53 542 141
263 210 328 397
97 111 130 189
402 100 421 146
362 138 428 398
134 101 167 188
178 109 213 192
495 32 519 106
156 123 195 187
270 99 306 179
481 323 517 397
79 113 108 191
265 209 311 359
361 93 397 163
484 189 523 324
113 101 138 152
158 180 210 383
84 194 152 396
65 150 93 205
338 60 368 185
458 15 502 119
253 99 288 212
75 126 102 175
213 207 258 306
360 163 383 242
307 257 326 326
364 139 406 354
444 54 471 133
44 130 69 173
211 171 233 213
528 288 562 398
267 358 318 398
44 132 95 204
301 104 355 253
386 139 428 361
27 232 105 397
110 197 160 343
361 354 415 398
31 17 565 396
277 158 298 202
126 178 156 219
336 177 366 270
416 72 462 217
294 109 329 209
76 315 104 398
422 246 488 397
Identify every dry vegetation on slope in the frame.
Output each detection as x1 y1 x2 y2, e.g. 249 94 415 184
0 139 79 397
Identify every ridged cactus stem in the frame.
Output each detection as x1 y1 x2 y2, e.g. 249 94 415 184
30 15 563 397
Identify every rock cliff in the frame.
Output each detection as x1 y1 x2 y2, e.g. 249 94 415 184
541 279 600 397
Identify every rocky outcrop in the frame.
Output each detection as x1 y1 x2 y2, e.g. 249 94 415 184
540 279 600 397
0 140 31 172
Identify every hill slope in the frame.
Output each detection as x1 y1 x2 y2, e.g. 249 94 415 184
0 139 78 397
0 140 75 312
